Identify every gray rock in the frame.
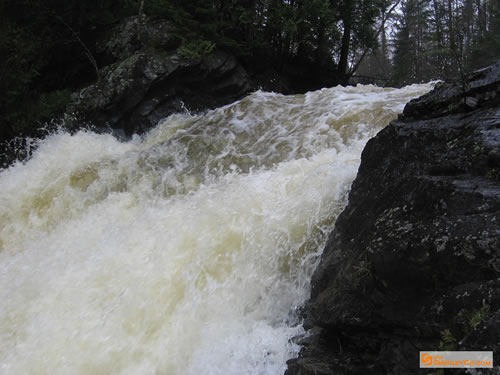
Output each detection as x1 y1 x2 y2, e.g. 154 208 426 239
97 16 180 61
68 16 251 136
286 61 500 375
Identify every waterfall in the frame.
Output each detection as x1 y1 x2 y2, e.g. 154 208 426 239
0 84 432 375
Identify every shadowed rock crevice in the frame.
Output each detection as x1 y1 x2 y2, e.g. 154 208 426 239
286 61 500 375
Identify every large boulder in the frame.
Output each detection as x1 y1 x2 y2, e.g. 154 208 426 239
96 16 181 62
68 16 251 136
286 62 500 374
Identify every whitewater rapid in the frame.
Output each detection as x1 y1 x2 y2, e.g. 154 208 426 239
0 84 432 375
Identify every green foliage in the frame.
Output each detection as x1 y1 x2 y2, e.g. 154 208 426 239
36 90 73 122
0 0 388 140
458 305 490 333
145 0 217 47
141 0 385 81
391 0 435 85
179 40 216 58
469 0 500 68
439 328 457 350
486 168 500 181
7 0 496 139
3 90 71 135
0 0 136 138
0 20 42 137
353 258 373 292
391 0 500 86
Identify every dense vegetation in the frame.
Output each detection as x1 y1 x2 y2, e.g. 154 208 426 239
364 0 500 85
0 0 135 141
0 0 499 142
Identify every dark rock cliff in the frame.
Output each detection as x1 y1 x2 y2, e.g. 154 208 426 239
67 16 251 137
286 62 500 374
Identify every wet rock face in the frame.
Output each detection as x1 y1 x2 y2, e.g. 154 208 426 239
286 61 500 375
68 16 251 136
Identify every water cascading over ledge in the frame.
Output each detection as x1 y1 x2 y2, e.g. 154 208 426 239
286 62 500 375
0 84 432 375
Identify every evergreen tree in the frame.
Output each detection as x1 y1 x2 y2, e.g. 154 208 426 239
469 0 500 68
391 0 500 86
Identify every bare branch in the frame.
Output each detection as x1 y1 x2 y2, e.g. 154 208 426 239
56 16 100 81
348 0 402 79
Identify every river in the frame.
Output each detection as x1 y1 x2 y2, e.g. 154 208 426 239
0 83 432 375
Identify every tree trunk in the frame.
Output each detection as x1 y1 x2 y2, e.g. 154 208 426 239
448 0 456 51
337 0 353 84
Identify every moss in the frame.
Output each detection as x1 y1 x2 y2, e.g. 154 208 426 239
458 305 490 333
352 258 373 292
179 40 216 59
486 168 500 181
438 329 457 351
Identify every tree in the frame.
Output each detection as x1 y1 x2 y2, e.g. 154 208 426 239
0 0 135 140
391 0 500 86
468 0 500 68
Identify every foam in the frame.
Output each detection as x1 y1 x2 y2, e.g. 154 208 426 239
0 83 433 374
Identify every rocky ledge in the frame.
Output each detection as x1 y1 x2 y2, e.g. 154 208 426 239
286 62 500 374
68 16 251 136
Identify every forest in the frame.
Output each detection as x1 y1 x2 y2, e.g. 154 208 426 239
0 0 499 140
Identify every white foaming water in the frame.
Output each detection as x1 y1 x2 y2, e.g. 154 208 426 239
0 84 432 375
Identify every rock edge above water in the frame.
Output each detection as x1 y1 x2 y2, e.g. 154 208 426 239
286 61 500 375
